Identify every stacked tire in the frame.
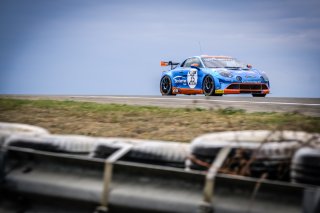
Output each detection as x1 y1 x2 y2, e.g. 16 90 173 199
189 140 257 171
251 141 300 181
189 131 319 182
0 122 49 147
291 147 320 186
94 140 188 168
188 141 222 171
4 134 101 154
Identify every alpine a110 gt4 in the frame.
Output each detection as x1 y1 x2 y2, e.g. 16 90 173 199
160 55 270 97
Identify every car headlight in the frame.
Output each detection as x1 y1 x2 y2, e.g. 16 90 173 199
218 70 233 78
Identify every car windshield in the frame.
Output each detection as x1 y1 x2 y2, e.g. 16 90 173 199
202 57 246 69
201 57 224 68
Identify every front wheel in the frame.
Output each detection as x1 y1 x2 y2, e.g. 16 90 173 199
252 94 266 97
202 76 222 96
160 76 175 96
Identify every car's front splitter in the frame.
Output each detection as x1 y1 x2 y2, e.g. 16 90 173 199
216 83 270 94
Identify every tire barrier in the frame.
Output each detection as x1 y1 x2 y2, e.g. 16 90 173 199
4 134 98 154
189 140 258 171
190 131 320 182
93 140 188 168
291 147 320 186
121 141 188 168
0 122 49 147
1 123 320 213
91 138 147 158
0 122 49 135
3 123 320 182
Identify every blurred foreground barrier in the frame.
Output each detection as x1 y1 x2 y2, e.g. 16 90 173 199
0 122 49 146
190 130 320 182
0 124 319 213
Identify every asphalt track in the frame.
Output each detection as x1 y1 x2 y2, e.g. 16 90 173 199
3 95 320 117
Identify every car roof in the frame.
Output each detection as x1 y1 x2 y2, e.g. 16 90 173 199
199 55 233 59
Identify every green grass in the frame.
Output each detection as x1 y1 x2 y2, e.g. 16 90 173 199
0 98 319 142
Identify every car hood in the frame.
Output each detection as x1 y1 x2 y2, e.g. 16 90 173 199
211 68 265 82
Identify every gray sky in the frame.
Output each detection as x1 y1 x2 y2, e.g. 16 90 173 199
1 0 319 97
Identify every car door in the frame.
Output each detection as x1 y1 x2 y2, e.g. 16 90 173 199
171 59 190 89
180 57 203 90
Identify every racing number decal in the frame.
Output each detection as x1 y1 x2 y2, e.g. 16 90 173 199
187 69 198 89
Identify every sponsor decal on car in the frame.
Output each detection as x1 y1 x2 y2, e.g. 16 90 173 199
215 89 224 94
187 69 198 88
173 76 187 84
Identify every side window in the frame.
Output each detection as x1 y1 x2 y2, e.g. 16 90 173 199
193 58 203 68
183 58 194 67
183 58 203 68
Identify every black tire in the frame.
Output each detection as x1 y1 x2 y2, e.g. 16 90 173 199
202 76 215 96
291 172 320 185
122 144 187 168
291 164 320 175
252 94 266 97
160 76 175 96
250 160 290 180
94 142 188 168
8 139 59 152
92 144 121 158
290 147 320 185
202 76 222 96
292 147 320 168
191 146 222 158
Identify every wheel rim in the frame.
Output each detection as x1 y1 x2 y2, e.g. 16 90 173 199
161 77 171 94
203 77 213 94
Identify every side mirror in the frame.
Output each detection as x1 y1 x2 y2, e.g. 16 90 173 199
247 64 252 69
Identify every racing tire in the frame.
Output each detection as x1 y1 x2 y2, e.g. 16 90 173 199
202 76 222 96
252 94 266 97
160 76 175 96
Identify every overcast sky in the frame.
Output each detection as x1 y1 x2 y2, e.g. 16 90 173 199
0 0 319 97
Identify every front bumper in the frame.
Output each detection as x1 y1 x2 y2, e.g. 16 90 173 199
215 83 270 94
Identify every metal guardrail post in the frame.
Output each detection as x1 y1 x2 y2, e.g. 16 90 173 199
199 147 231 213
95 145 132 213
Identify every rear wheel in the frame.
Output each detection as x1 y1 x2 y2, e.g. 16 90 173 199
160 76 175 96
202 76 222 96
252 94 266 97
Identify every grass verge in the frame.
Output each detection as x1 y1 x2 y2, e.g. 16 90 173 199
0 98 319 142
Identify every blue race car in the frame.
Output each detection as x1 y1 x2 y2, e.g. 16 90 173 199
160 55 270 97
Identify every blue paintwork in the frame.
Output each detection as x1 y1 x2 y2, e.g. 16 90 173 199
160 56 270 94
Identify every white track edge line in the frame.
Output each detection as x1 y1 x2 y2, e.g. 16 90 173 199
73 96 320 107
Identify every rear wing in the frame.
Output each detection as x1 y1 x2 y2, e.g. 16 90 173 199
160 61 180 70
